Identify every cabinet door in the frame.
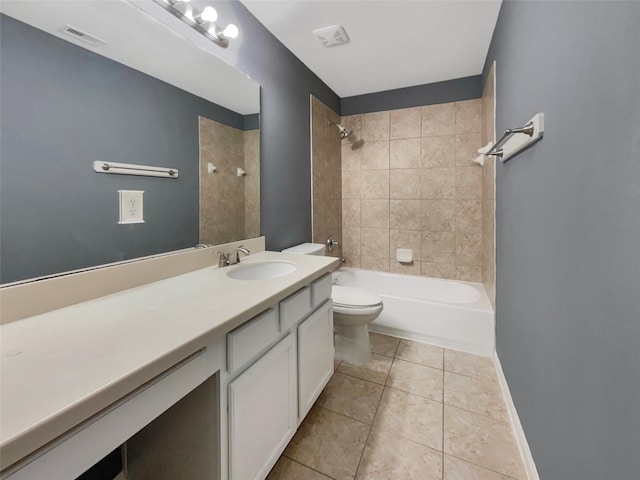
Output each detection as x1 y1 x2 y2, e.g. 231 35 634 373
228 333 297 480
298 301 334 421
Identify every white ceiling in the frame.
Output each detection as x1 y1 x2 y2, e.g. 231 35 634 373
0 0 259 114
241 0 502 97
1 1 502 108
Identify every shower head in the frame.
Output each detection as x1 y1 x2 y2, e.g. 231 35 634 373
338 124 352 139
328 120 352 139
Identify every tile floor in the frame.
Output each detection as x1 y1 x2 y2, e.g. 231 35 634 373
267 332 526 480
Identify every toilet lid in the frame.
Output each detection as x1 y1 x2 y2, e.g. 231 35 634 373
332 286 383 308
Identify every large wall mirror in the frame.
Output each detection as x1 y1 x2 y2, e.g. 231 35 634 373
0 0 260 284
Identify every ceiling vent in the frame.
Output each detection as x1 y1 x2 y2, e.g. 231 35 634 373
312 24 350 48
58 25 106 47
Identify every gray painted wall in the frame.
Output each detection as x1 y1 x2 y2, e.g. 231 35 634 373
223 2 340 253
0 14 258 283
484 2 640 478
341 75 482 115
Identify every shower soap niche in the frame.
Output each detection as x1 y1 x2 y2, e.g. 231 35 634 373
396 249 413 263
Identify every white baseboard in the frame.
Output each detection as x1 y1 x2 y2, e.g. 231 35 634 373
113 473 125 480
494 352 540 480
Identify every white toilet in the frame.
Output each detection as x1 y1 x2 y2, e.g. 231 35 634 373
282 243 383 364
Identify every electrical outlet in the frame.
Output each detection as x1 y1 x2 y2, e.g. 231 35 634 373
118 190 144 224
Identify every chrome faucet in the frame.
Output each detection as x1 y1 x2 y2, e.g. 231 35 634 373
217 251 230 267
217 246 251 267
229 246 250 265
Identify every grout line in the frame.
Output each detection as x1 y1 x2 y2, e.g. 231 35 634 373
384 357 395 387
443 363 496 378
445 452 522 480
384 384 444 405
392 355 444 370
352 428 372 478
315 405 372 428
443 364 496 376
371 417 444 458
336 368 389 386
354 382 386 479
442 372 511 425
316 378 382 426
392 340 400 357
283 456 337 480
316 404 376 427
444 402 512 425
294 407 370 478
353 363 392 478
370 351 394 359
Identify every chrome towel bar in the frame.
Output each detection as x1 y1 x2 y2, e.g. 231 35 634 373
481 113 545 163
484 123 534 157
93 161 179 178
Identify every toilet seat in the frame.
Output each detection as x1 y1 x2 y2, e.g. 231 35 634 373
332 286 383 314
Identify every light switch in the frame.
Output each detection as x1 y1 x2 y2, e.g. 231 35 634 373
118 190 144 224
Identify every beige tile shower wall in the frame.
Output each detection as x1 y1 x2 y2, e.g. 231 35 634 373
199 116 245 245
244 129 260 238
311 96 342 258
482 64 496 309
341 99 484 281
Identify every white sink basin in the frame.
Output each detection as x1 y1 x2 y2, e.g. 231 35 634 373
226 261 298 280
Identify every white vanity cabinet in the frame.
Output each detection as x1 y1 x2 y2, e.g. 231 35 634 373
0 248 341 480
226 273 333 480
228 333 297 480
298 301 334 420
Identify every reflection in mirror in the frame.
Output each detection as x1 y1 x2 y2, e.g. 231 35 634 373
199 117 260 245
0 1 260 284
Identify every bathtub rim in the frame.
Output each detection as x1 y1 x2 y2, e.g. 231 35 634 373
333 267 494 313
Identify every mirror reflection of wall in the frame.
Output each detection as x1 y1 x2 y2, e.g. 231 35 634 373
0 2 260 284
199 117 260 245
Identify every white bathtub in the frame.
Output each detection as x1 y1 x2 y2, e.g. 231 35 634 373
333 268 495 356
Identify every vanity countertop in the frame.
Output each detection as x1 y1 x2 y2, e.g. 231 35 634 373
0 251 339 471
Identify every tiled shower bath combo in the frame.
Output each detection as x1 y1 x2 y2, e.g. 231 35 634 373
340 100 485 282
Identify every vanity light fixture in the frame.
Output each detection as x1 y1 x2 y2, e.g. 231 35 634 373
221 23 239 39
170 1 195 22
196 6 218 23
154 0 239 48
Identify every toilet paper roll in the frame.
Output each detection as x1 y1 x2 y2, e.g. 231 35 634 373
396 248 413 263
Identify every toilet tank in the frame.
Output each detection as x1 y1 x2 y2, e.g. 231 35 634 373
281 243 325 256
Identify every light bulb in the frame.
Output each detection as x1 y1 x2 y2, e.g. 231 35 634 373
200 6 217 22
222 24 239 39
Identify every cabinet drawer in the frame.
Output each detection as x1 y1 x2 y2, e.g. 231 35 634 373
227 307 280 374
280 287 311 331
311 273 332 309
